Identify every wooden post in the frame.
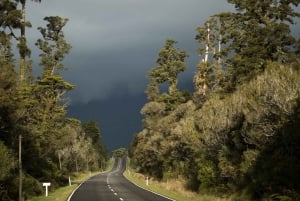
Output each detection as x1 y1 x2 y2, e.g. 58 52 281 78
19 134 22 201
58 152 62 170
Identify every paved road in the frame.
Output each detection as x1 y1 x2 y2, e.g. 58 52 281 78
69 157 174 201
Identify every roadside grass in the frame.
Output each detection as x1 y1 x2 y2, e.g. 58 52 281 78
28 158 114 201
123 167 231 201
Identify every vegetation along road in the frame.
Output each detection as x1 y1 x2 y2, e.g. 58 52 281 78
68 157 173 201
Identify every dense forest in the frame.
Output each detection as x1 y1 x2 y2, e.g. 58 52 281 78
129 1 300 200
0 0 108 200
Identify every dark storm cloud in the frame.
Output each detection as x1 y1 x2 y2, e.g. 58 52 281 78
27 0 233 103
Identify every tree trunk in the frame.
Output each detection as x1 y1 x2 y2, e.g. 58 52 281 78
204 23 210 63
58 152 62 170
75 158 78 172
19 2 26 85
218 34 222 65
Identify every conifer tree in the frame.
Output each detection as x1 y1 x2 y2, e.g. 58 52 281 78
36 16 72 76
0 1 41 200
194 17 224 105
147 39 188 97
221 0 300 90
145 39 189 112
82 120 108 169
30 16 74 173
0 32 16 147
34 15 74 131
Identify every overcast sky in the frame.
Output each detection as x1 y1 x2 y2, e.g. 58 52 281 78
27 0 234 103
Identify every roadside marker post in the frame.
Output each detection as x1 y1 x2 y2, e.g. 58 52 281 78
42 182 51 197
69 176 72 186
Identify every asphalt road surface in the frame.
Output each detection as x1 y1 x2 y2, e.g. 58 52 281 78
68 157 174 201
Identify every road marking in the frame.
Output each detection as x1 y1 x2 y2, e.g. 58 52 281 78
120 198 124 201
67 182 83 201
114 192 118 196
67 172 105 201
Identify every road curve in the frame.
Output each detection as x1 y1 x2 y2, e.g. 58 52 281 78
68 157 174 201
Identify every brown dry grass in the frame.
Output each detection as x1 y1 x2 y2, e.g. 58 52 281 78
125 170 232 201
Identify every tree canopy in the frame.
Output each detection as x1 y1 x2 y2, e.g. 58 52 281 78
0 1 109 200
129 1 300 200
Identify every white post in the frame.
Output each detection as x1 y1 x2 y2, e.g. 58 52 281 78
146 176 149 186
42 183 51 197
69 176 72 186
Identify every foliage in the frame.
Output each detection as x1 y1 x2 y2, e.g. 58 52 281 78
82 120 108 170
35 16 72 76
113 148 127 158
220 0 299 91
0 1 109 200
130 1 300 200
146 39 188 100
0 141 15 180
194 17 224 105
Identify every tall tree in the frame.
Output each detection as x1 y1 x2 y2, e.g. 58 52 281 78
221 0 300 90
0 1 42 200
34 15 74 130
145 39 190 112
35 16 71 76
27 15 74 179
194 17 224 105
82 120 108 169
1 2 26 200
146 39 188 98
0 32 16 145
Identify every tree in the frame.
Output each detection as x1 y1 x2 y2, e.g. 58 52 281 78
113 148 127 158
0 32 17 146
35 16 71 76
82 120 108 169
221 0 300 90
145 39 190 114
33 15 74 147
0 2 110 200
20 15 75 185
146 39 188 98
194 17 224 105
82 121 102 148
0 1 43 200
130 1 300 199
132 39 191 179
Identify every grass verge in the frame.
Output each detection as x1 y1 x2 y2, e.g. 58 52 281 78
123 167 231 201
28 158 114 201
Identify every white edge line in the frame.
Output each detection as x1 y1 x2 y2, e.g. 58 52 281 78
67 182 83 201
123 171 176 201
67 170 110 201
